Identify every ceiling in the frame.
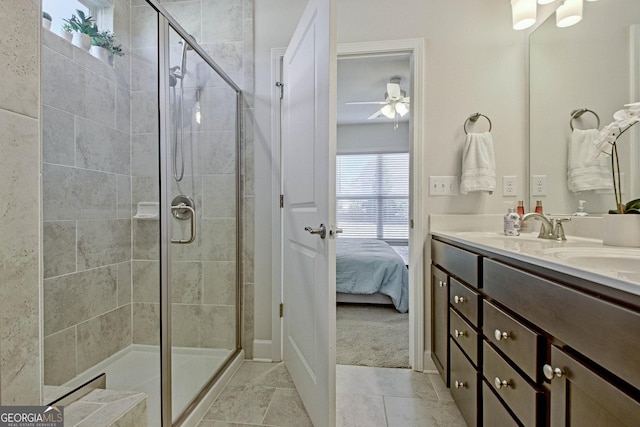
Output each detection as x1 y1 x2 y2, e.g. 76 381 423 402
337 55 411 126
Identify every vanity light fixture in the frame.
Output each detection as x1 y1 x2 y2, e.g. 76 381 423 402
556 0 583 28
511 0 537 30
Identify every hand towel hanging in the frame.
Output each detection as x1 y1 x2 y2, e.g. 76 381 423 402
567 128 612 192
460 131 496 194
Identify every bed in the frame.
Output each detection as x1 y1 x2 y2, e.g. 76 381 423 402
336 238 409 313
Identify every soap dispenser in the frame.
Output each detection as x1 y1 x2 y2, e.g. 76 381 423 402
573 200 588 216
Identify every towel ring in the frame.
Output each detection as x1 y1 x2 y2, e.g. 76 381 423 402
570 108 600 131
464 113 492 134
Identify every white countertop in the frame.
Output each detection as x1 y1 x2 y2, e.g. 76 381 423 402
430 229 640 298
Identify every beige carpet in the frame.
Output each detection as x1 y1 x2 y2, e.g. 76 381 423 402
336 303 410 368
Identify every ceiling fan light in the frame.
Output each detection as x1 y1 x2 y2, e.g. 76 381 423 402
556 0 583 28
511 0 537 30
396 103 409 117
381 104 396 119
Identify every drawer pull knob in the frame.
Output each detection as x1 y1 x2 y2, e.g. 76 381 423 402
454 380 467 389
543 364 564 380
494 377 511 389
454 295 466 304
439 280 446 287
494 329 510 341
454 329 467 338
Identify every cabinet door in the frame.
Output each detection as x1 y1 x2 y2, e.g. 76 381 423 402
450 340 478 427
431 265 449 385
547 346 640 427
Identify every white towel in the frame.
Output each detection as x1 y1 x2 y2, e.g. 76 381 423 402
567 128 613 193
460 131 496 194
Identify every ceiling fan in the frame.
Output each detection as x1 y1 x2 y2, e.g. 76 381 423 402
345 77 410 128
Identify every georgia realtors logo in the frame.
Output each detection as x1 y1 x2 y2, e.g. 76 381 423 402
0 405 64 427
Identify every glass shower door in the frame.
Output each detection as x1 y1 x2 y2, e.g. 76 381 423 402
165 25 240 422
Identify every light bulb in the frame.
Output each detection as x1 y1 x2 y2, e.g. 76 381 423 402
556 0 583 28
511 0 537 30
537 0 555 4
381 104 396 119
396 102 409 117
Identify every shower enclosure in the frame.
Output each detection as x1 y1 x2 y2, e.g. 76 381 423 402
41 1 243 425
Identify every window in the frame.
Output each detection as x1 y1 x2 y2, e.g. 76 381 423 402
42 0 113 34
336 152 409 241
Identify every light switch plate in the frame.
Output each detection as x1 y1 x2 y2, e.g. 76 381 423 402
429 176 458 196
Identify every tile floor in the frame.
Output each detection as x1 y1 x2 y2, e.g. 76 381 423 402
197 362 466 427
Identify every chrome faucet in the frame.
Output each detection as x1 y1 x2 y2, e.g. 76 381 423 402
520 213 570 241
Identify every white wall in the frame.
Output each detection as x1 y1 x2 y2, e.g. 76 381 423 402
337 123 409 153
253 0 529 365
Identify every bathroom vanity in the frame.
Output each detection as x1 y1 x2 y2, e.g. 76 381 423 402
430 229 640 426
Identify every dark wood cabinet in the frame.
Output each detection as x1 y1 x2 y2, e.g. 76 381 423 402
431 236 640 427
547 345 640 427
431 265 449 385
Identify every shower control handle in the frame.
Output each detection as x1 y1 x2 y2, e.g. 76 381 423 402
171 205 196 244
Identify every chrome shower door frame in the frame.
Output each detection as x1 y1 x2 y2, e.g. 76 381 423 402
154 2 243 425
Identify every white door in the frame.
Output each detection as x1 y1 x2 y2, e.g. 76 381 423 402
281 0 336 425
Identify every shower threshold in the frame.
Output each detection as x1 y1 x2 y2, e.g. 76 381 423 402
60 344 233 426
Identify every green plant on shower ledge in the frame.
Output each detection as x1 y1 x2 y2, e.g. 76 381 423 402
64 9 98 37
593 102 640 214
91 30 124 57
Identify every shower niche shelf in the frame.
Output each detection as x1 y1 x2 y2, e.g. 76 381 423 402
133 202 159 220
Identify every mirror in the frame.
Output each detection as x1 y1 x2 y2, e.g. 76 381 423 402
529 0 640 215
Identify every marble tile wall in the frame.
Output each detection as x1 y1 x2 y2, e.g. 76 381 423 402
0 0 41 405
41 0 133 386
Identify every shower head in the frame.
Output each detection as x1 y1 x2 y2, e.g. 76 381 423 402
179 36 195 79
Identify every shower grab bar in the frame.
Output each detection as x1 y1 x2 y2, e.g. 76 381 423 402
171 204 196 244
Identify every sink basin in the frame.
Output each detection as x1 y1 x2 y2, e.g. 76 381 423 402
543 247 640 272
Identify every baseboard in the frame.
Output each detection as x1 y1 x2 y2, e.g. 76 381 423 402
253 339 273 361
423 350 438 373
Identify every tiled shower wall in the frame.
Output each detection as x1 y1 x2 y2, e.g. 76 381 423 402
42 0 255 388
41 0 133 386
0 0 41 405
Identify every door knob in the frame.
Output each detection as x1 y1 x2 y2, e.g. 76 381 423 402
305 224 326 239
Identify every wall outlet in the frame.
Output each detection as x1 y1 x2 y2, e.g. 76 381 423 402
502 176 517 196
532 174 546 196
429 176 458 196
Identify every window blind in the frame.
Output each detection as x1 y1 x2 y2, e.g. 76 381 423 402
336 152 409 240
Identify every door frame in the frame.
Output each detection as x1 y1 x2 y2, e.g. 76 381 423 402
270 38 425 371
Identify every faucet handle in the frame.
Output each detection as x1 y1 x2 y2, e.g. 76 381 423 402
552 217 571 241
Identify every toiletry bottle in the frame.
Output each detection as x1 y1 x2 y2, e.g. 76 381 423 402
535 200 543 214
516 200 525 217
504 207 521 236
573 200 588 216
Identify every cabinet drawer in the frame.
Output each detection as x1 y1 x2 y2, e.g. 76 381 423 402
483 341 543 427
482 380 519 427
450 340 478 427
450 308 478 366
432 239 479 288
483 300 542 382
450 277 479 326
484 258 640 391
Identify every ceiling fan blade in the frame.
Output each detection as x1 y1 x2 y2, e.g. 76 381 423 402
345 101 387 105
387 83 401 100
367 108 384 120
